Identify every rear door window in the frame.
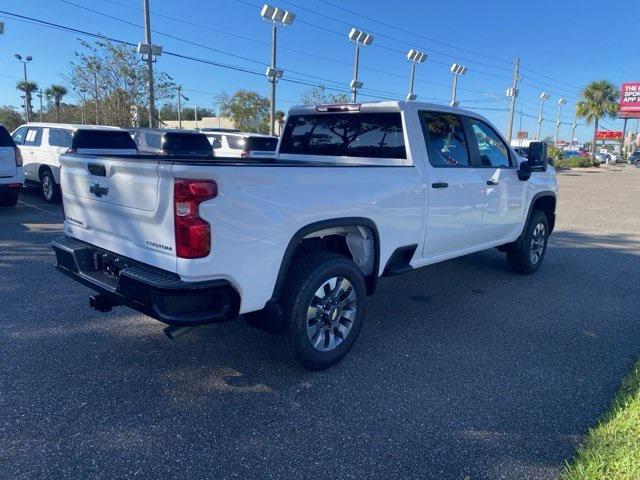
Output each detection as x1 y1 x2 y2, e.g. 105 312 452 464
280 112 406 159
225 135 246 150
419 112 470 167
24 127 43 147
0 126 15 147
72 130 137 150
48 128 73 148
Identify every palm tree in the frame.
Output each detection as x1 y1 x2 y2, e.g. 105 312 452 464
576 80 619 159
16 80 38 122
45 85 68 123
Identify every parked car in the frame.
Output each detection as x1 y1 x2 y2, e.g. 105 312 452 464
0 124 24 207
594 152 611 164
12 123 137 203
628 151 640 167
203 132 278 159
129 128 213 157
52 101 558 370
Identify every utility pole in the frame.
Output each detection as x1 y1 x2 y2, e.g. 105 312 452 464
93 66 100 124
177 85 182 129
194 105 198 130
505 57 520 143
269 24 277 135
621 117 628 158
536 92 550 140
15 54 33 122
351 44 360 103
143 0 156 128
37 89 44 122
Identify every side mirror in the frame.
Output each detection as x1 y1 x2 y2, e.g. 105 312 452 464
517 160 532 181
527 141 548 172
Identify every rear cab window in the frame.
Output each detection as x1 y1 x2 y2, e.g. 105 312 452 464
280 112 406 159
247 137 277 152
163 133 212 155
72 129 137 150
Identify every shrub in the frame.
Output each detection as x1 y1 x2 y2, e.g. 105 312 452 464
554 156 595 168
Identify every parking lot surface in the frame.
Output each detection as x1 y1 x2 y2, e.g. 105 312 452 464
2 168 640 480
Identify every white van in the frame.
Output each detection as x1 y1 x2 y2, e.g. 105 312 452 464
12 123 137 203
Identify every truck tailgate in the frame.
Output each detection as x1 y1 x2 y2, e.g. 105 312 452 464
60 154 177 272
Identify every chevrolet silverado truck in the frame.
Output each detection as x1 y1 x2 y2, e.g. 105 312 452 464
52 101 558 370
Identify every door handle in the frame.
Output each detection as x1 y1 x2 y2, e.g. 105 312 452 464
431 182 449 189
486 179 499 186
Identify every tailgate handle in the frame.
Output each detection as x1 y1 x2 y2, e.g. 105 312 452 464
88 163 106 177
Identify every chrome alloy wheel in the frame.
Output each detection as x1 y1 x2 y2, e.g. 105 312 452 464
306 277 357 352
42 175 53 201
530 222 546 264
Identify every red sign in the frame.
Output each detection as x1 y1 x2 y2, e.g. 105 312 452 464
516 131 528 139
596 131 622 140
619 82 640 118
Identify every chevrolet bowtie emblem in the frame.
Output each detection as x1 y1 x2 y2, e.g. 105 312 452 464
89 182 109 198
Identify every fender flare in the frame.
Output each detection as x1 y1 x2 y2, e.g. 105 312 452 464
522 191 557 235
270 217 381 300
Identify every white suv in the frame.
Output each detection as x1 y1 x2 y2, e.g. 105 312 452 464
0 125 23 207
12 123 137 203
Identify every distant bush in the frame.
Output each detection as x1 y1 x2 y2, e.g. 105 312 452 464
554 156 595 168
548 145 564 163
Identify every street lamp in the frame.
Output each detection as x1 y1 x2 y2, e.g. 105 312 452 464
554 97 567 145
15 53 33 122
449 63 467 107
570 110 578 150
536 92 551 140
261 4 295 136
348 27 374 103
406 49 426 101
176 85 189 129
37 89 44 122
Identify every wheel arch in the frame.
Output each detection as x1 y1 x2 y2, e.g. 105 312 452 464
271 217 381 300
526 192 556 234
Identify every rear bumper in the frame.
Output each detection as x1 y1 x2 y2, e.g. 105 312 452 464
52 236 240 326
0 182 22 193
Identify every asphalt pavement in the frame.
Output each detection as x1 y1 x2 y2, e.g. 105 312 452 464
2 168 640 480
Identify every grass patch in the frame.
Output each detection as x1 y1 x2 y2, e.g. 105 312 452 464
560 358 640 480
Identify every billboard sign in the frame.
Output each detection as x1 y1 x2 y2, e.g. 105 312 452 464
596 131 622 140
516 131 528 139
619 82 640 118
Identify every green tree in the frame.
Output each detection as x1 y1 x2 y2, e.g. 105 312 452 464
66 39 175 127
216 90 270 133
299 85 349 105
45 85 68 123
576 80 619 158
0 105 24 131
16 81 38 121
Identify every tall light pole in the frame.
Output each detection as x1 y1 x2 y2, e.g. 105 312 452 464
15 54 33 122
406 49 426 101
348 27 374 103
449 63 467 107
505 57 520 143
37 89 44 122
554 97 567 145
177 85 182 129
260 5 294 136
138 0 163 128
570 110 578 150
536 92 550 140
194 105 198 130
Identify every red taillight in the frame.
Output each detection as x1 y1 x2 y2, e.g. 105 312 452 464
14 146 22 167
241 150 249 158
174 179 218 259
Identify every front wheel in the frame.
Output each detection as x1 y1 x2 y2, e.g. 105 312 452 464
506 210 549 274
282 252 367 370
40 169 60 204
634 160 640 168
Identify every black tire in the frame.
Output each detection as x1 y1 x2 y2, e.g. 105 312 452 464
0 190 19 207
634 160 640 168
40 169 60 204
506 210 549 275
281 252 367 370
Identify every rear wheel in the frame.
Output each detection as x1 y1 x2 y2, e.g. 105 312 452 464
634 160 640 168
40 169 60 204
506 210 549 274
0 190 19 207
282 252 367 370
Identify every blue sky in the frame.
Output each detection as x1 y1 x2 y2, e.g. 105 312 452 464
1 0 637 141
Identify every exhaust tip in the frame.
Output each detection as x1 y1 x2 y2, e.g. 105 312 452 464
164 325 197 340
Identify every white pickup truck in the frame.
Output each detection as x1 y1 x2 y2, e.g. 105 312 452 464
53 101 558 370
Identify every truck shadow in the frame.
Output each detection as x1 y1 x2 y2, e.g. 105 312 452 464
2 225 640 479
